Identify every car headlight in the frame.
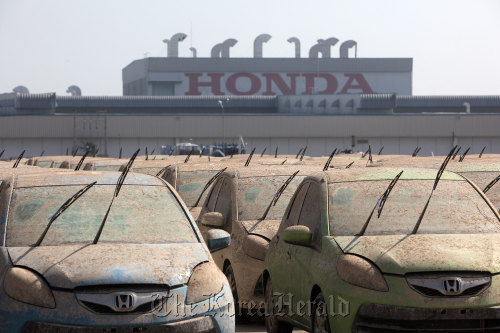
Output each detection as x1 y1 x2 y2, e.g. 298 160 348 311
186 261 224 304
3 267 55 308
337 254 388 292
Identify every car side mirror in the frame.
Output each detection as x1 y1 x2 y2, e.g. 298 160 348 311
283 225 312 246
206 229 231 252
201 212 224 228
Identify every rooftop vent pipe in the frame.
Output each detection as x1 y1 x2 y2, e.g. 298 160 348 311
340 40 357 58
309 37 339 58
66 85 82 96
253 34 272 58
13 86 29 94
163 33 187 58
211 39 238 58
287 37 301 58
190 47 197 58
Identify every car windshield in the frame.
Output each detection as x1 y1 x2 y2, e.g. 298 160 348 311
237 176 304 221
329 179 500 236
131 167 163 177
7 184 198 246
177 170 217 207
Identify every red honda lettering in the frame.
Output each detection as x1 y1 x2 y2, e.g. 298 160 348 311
185 73 225 95
302 74 338 94
340 73 373 93
226 73 261 95
262 73 300 95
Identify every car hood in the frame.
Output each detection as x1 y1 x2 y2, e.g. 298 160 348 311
241 219 281 241
333 234 500 275
8 243 209 289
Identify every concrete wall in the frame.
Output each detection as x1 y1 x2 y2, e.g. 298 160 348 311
1 114 499 158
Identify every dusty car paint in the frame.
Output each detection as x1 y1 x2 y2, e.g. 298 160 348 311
264 167 500 332
0 171 235 332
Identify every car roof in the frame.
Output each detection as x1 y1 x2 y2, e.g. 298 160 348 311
225 165 322 179
323 167 463 183
5 171 165 188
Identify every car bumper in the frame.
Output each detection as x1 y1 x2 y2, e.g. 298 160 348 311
352 303 500 332
22 316 216 332
1 283 234 333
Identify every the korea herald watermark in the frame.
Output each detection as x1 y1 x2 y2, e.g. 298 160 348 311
149 291 350 318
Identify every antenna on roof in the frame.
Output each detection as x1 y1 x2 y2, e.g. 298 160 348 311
458 147 470 162
244 148 256 167
260 147 267 157
479 146 486 158
12 150 25 168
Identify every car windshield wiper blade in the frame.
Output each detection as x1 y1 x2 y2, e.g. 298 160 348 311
260 147 267 157
0 149 4 159
275 146 278 158
74 150 89 171
479 146 486 158
184 148 195 163
378 146 384 155
295 147 303 159
358 170 403 236
193 167 227 207
483 174 500 194
280 159 287 165
300 146 307 161
244 148 256 167
34 181 97 246
260 170 300 221
452 146 461 160
155 165 171 177
459 147 470 162
93 149 139 244
345 161 354 169
12 150 25 168
323 148 337 171
412 145 457 234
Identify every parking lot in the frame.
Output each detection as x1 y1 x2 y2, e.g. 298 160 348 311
1 150 500 332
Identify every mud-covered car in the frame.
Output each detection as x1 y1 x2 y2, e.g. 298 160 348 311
197 166 317 316
264 167 500 332
0 171 234 332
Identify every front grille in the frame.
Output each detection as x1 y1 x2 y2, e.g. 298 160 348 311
80 298 163 314
406 272 491 298
354 304 500 332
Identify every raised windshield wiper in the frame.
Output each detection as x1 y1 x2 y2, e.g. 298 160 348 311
345 161 354 168
145 147 149 160
40 150 45 157
184 148 194 163
479 146 486 158
280 159 287 165
412 145 457 234
483 175 500 194
260 147 267 157
193 167 228 207
275 146 278 158
295 147 303 159
12 150 25 168
300 146 307 161
260 170 300 221
74 150 89 171
0 149 4 159
452 146 461 160
358 170 403 236
155 165 171 177
93 149 140 244
119 147 122 159
323 148 337 171
459 147 470 162
378 146 384 155
34 181 97 246
244 148 256 167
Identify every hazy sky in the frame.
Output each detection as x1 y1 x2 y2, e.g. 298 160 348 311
1 0 499 96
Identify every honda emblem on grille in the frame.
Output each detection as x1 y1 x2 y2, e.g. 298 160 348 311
116 293 134 310
443 278 462 295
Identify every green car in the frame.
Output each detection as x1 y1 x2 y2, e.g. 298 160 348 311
264 167 500 332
